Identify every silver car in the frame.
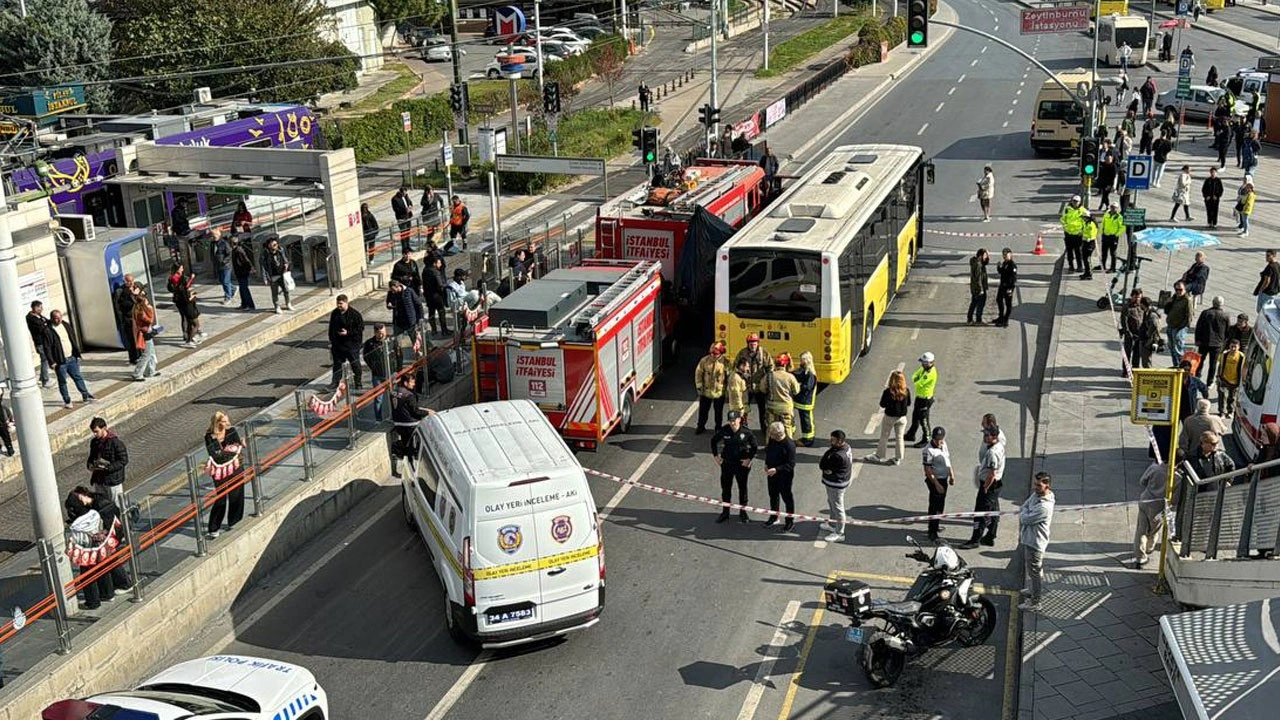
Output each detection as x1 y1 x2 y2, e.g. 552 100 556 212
1156 85 1230 121
422 38 461 63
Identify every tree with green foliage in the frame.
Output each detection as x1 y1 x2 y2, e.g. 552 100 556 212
0 0 114 112
370 0 446 26
100 0 358 114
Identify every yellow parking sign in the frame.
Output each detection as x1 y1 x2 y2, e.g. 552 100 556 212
1131 369 1180 425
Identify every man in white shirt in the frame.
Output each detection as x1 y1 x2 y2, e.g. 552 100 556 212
961 425 1005 549
1119 42 1132 72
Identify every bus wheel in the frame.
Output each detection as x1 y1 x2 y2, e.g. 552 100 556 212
859 316 873 358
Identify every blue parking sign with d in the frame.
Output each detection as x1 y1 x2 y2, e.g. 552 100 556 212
1126 154 1152 190
1177 0 1189 16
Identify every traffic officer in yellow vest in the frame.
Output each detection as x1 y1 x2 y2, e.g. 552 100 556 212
760 353 801 439
726 357 751 428
735 333 774 430
904 352 938 448
1079 211 1098 280
1060 195 1087 274
1100 203 1126 274
694 341 731 434
792 351 818 446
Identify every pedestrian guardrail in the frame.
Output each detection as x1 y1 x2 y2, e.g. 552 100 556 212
0 324 470 686
1175 458 1280 560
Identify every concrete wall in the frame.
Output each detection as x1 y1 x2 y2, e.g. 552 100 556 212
0 200 70 382
320 149 366 287
0 430 394 720
1166 552 1280 607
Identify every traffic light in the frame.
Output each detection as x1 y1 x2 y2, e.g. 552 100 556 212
908 0 929 48
542 82 561 115
641 127 659 164
698 103 720 129
632 128 644 153
1080 137 1099 178
449 83 467 115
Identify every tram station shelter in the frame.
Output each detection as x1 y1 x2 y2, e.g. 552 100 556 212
107 143 366 288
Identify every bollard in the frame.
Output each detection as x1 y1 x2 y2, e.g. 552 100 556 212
343 364 357 449
37 539 72 654
294 390 315 481
245 422 265 517
381 337 395 424
118 491 145 602
184 454 208 557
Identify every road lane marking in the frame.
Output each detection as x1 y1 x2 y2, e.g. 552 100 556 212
599 401 699 520
425 656 493 720
1015 89 1022 95
935 102 945 113
948 86 956 96
958 73 966 83
1011 99 1018 105
910 327 920 340
928 285 939 299
970 59 978 67
1007 109 1014 115
918 123 928 135
1003 121 1009 128
981 46 988 54
736 600 802 720
775 573 833 720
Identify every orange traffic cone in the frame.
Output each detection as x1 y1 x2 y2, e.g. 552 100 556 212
1032 232 1046 256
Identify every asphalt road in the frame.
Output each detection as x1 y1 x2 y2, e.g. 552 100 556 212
124 2 1266 718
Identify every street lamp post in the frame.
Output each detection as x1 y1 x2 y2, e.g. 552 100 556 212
710 0 720 152
0 181 75 616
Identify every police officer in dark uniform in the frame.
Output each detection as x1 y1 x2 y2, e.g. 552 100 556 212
711 409 758 524
391 373 429 459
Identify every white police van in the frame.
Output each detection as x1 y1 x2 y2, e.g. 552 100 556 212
402 399 605 648
43 654 328 720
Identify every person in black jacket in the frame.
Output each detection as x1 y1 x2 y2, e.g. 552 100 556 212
711 410 758 523
260 236 292 314
994 248 1018 327
204 411 244 537
362 323 393 421
68 485 134 591
0 386 15 456
386 280 424 339
328 295 365 389
230 236 257 311
392 186 414 253
763 422 797 532
87 417 128 508
113 275 140 364
361 202 380 258
26 300 51 387
167 262 203 348
1193 295 1230 383
45 310 95 408
391 373 430 456
1202 167 1225 228
422 255 450 337
392 248 422 295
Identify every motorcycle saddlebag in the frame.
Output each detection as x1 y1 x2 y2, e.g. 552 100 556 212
824 579 872 616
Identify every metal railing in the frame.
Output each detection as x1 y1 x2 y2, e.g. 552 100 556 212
1175 457 1280 560
0 327 468 685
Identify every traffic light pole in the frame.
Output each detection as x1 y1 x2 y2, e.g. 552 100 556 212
534 0 545 97
709 0 720 153
448 0 468 145
926 20 1087 109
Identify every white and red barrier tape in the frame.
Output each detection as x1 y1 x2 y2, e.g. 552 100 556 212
927 228 1047 239
583 467 1162 526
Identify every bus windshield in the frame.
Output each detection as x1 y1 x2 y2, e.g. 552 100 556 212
1115 27 1147 50
1038 100 1083 124
728 250 822 321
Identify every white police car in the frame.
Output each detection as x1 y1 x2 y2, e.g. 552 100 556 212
42 655 328 720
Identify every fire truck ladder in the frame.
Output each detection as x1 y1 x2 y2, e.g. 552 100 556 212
670 165 750 213
569 262 655 330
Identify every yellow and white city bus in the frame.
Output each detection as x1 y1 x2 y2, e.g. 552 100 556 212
713 144 925 385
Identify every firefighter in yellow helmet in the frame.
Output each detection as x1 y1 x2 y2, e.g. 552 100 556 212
735 333 774 430
694 341 730 434
760 352 801 440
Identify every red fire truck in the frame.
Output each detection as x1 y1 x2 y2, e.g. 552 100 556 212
595 159 770 352
473 259 664 450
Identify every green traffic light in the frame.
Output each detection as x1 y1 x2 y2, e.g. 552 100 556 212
645 152 656 163
1084 164 1096 175
910 31 924 44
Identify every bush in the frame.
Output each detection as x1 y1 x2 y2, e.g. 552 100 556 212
478 108 649 195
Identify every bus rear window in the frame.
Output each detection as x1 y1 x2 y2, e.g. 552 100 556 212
1037 101 1082 124
728 250 822 321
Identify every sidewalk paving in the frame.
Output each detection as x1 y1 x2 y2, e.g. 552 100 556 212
1018 97 1275 720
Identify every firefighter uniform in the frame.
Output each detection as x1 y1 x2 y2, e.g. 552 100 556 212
792 356 818 446
759 354 801 439
694 342 731 433
734 335 774 430
726 369 750 427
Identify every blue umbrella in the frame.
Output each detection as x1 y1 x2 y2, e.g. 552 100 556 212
1133 227 1222 286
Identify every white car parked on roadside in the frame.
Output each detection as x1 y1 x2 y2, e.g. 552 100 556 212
42 655 329 720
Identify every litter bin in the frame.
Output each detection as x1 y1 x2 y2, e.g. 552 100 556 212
281 234 305 278
302 235 329 284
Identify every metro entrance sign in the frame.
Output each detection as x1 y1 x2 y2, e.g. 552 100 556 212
1020 6 1090 34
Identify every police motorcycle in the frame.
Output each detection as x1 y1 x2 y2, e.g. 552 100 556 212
824 536 998 688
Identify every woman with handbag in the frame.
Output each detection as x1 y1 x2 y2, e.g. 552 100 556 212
204 410 245 538
1169 165 1193 222
260 236 294 314
131 287 159 381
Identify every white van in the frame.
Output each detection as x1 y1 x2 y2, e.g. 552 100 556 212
1235 303 1280 455
402 399 605 648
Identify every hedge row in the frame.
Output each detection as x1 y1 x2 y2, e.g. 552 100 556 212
843 15 909 69
321 35 631 164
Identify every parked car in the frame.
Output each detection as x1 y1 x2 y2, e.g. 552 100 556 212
421 37 463 63
539 40 578 59
546 33 591 53
400 23 437 46
1156 85 1232 120
486 56 546 79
